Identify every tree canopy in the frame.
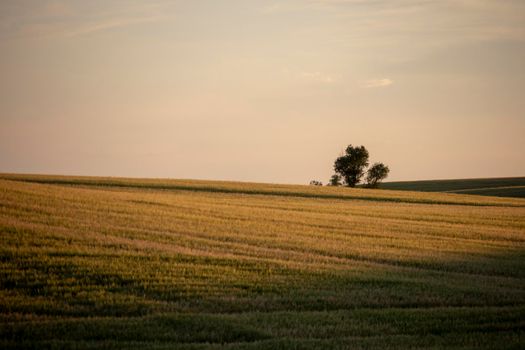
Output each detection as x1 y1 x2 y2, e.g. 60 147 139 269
333 145 369 187
331 145 389 188
365 162 390 188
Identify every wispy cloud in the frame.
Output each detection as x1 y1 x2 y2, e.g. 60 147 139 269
261 4 288 14
310 0 379 5
263 0 525 47
300 71 336 84
64 15 165 37
363 78 393 88
0 1 171 40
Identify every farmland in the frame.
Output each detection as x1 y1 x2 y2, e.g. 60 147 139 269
379 177 525 198
1 174 525 349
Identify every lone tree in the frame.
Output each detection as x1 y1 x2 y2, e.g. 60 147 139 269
365 162 390 188
333 145 369 187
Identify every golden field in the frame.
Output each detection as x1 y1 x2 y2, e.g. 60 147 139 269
0 174 524 349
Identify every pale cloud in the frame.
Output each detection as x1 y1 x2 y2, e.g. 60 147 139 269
300 71 336 83
64 15 165 37
266 0 525 46
310 0 377 5
0 1 170 39
363 78 393 88
261 4 282 13
261 2 314 14
261 4 289 14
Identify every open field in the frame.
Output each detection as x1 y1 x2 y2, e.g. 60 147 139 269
379 177 525 198
1 174 525 349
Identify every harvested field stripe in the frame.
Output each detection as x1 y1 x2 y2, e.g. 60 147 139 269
2 176 525 207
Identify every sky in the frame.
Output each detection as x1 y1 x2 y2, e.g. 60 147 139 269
1 0 524 184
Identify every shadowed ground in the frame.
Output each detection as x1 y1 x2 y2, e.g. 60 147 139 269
379 177 525 198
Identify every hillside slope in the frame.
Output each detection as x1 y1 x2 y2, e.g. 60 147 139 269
1 174 524 349
379 177 525 198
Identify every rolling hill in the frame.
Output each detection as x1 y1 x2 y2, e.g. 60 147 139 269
379 177 525 198
1 174 524 349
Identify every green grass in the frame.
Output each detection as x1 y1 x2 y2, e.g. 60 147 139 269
1 174 524 349
379 177 525 198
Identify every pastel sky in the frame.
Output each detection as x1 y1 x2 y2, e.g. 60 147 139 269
1 0 524 184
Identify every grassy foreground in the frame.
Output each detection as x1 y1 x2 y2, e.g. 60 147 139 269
1 174 525 349
379 177 525 198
